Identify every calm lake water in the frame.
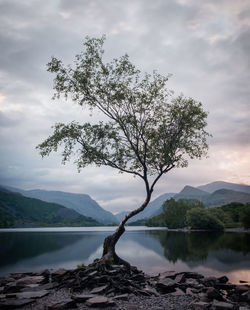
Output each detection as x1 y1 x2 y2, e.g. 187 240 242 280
1 227 250 283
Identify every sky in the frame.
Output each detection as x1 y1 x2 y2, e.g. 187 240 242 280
0 0 250 213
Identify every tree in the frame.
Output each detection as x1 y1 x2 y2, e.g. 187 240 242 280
37 36 210 266
186 208 224 231
240 204 250 229
162 198 205 229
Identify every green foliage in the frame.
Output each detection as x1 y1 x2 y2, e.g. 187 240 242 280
220 202 246 223
240 204 250 229
37 36 209 198
162 198 204 229
77 262 86 269
186 208 224 231
0 190 101 228
207 207 232 226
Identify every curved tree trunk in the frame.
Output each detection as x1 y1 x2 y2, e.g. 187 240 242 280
101 194 152 267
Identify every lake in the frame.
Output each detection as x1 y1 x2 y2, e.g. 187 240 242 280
1 227 250 283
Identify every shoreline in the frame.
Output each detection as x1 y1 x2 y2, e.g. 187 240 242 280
0 264 249 309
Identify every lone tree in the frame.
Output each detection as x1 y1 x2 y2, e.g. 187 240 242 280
37 36 210 266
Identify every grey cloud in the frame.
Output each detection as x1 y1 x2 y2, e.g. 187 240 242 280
0 0 250 212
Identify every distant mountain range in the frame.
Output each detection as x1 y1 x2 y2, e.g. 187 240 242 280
1 181 250 226
0 190 100 228
115 181 250 223
0 185 118 225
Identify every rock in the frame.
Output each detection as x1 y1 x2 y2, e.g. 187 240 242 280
88 271 98 277
86 296 115 307
16 276 44 285
192 301 210 309
211 300 235 310
143 286 160 296
52 268 68 277
72 294 97 302
113 294 129 300
215 283 236 291
171 288 185 296
3 284 24 294
48 299 77 309
202 276 218 287
159 270 177 279
175 273 185 283
185 278 199 286
236 285 250 293
239 280 249 284
0 294 6 299
156 278 176 293
0 298 35 309
240 290 250 302
90 284 108 294
218 276 229 284
206 287 224 301
185 272 204 280
20 282 57 292
186 287 197 296
15 290 49 299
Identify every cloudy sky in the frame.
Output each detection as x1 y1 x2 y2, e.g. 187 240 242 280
0 0 250 213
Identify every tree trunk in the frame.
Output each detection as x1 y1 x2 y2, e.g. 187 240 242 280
101 194 151 267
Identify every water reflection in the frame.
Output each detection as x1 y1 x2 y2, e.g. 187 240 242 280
1 229 250 283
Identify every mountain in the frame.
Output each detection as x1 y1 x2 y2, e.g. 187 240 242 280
115 211 128 222
174 185 209 201
204 189 250 207
173 185 250 207
119 192 176 223
0 190 100 228
198 181 250 194
2 185 118 225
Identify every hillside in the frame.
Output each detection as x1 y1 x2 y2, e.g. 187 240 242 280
0 190 101 228
204 189 250 207
197 181 250 194
174 185 209 201
2 186 118 225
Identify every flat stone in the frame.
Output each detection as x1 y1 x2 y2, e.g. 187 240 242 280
86 296 115 307
0 298 34 309
175 273 185 283
186 287 197 296
185 278 199 286
218 276 229 284
16 276 44 285
156 278 176 293
143 287 160 296
202 276 218 287
240 290 250 302
113 294 129 300
48 299 77 309
20 282 57 292
212 300 234 310
192 301 210 309
185 272 204 279
171 288 185 296
16 290 49 299
88 271 98 277
90 284 108 294
159 271 177 279
206 287 223 301
236 285 250 293
52 268 67 277
72 294 97 302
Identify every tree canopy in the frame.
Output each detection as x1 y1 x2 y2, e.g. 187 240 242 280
37 36 209 192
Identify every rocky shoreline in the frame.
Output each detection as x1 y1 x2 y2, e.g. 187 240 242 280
0 263 249 310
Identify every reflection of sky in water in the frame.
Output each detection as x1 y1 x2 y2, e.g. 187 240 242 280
1 228 250 283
